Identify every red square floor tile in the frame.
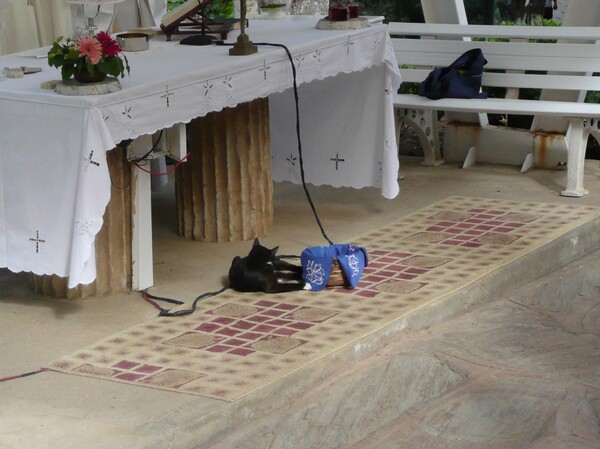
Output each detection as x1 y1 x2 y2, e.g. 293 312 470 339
267 319 293 326
133 364 162 374
113 360 139 370
216 328 241 336
211 317 236 325
254 324 277 333
232 320 255 330
206 345 230 353
356 290 379 298
247 315 270 323
238 332 263 341
261 309 286 317
273 303 297 311
229 348 255 356
115 372 145 381
195 323 221 333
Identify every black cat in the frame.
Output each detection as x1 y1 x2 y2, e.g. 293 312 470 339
228 238 305 293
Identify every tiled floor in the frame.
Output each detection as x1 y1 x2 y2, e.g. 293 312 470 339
47 196 600 401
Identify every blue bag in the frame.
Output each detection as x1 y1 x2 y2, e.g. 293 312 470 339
301 244 368 291
418 48 488 100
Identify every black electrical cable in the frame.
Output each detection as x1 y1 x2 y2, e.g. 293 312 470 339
143 286 229 317
254 41 334 245
217 40 334 245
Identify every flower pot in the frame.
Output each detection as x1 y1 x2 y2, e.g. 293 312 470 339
73 67 107 84
347 3 359 18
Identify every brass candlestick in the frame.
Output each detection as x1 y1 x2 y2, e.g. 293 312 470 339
229 0 257 55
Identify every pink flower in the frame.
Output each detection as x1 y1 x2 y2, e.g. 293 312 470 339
75 36 102 65
96 31 122 56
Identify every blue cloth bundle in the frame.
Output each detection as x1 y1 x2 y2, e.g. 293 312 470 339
301 244 368 291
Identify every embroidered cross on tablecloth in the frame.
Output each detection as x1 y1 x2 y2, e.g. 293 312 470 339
330 153 346 170
29 230 45 253
161 84 174 107
344 36 354 55
85 150 100 168
259 60 271 80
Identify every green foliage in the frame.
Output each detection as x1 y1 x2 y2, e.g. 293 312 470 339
398 82 418 94
538 18 561 27
167 0 187 9
207 0 234 18
167 0 234 18
97 55 127 78
586 86 600 104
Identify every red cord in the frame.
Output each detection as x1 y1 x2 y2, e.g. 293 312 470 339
0 368 47 383
142 292 164 310
133 152 191 176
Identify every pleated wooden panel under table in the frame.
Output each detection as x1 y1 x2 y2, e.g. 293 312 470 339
30 147 133 299
176 98 273 242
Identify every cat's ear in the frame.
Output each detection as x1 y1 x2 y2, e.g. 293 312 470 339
271 246 279 257
253 237 260 247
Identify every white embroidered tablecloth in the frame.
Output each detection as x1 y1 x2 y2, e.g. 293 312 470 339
0 16 400 287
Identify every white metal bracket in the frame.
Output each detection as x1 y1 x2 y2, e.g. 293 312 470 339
395 107 445 166
520 153 534 173
462 146 477 169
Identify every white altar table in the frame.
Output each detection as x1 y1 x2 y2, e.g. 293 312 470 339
0 16 400 290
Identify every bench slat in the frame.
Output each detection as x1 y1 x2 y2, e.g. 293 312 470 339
387 22 600 42
399 69 600 91
394 94 600 118
393 38 600 59
397 53 600 74
393 39 600 73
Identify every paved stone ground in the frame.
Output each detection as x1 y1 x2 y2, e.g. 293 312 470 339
2 162 599 449
352 252 600 449
207 248 600 449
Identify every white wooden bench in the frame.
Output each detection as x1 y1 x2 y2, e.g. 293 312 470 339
388 22 600 197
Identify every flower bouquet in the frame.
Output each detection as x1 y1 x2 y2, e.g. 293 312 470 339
48 31 130 83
